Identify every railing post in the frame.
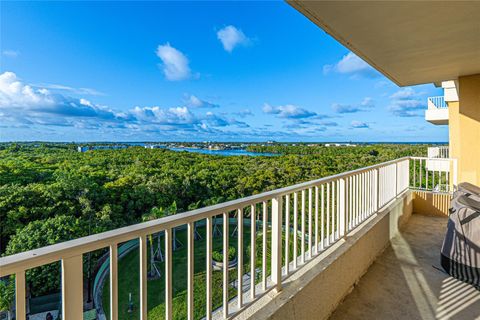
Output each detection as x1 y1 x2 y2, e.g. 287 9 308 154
165 229 173 320
339 178 346 237
110 244 118 320
271 196 283 293
61 255 83 320
139 235 148 320
375 168 380 212
15 271 26 320
395 162 398 197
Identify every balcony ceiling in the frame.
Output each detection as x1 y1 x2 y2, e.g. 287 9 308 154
288 1 480 86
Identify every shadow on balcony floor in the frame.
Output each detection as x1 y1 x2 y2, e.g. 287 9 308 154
331 214 480 320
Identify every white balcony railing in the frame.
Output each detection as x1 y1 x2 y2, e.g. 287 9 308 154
427 96 448 109
427 146 449 159
411 157 457 193
0 157 457 320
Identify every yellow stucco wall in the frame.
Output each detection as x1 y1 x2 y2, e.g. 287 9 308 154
449 74 480 186
412 191 451 216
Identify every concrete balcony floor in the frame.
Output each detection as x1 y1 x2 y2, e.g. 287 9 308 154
331 214 480 320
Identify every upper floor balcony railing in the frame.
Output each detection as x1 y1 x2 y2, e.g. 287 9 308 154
426 96 449 125
0 156 457 320
427 146 449 159
427 96 447 110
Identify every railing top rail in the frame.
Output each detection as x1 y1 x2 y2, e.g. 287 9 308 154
0 156 410 276
410 156 455 161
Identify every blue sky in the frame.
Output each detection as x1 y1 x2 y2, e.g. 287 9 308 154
0 1 448 142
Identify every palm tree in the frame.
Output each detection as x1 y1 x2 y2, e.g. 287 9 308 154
145 207 164 262
188 201 203 241
165 201 183 251
142 209 163 279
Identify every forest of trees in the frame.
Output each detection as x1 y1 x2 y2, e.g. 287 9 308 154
0 143 428 300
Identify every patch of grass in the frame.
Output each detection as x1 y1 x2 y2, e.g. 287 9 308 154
102 219 303 320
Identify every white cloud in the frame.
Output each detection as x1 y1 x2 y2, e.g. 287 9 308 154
388 88 425 117
263 103 318 119
156 43 191 81
2 50 19 58
36 83 104 96
332 97 375 114
0 71 120 124
324 52 378 78
216 25 250 52
0 71 56 109
131 106 197 125
234 109 254 118
0 72 251 135
351 120 369 129
184 95 219 108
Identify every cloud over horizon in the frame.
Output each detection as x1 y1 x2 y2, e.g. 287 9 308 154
0 71 248 136
351 120 369 129
263 103 320 119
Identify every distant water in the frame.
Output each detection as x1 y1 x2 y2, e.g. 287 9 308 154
168 147 277 157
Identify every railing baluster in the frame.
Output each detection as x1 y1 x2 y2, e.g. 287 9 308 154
321 184 325 250
413 159 416 188
110 244 118 320
223 212 229 318
62 255 83 320
354 176 358 224
339 178 346 237
139 236 148 320
187 222 194 320
420 159 423 189
336 180 340 238
426 163 429 190
251 205 256 298
326 182 330 246
165 229 172 320
347 177 351 230
262 201 267 290
293 192 298 269
301 189 306 264
369 171 373 215
314 186 319 254
15 271 26 320
308 188 313 258
206 217 213 319
285 195 290 275
271 196 283 292
237 208 244 309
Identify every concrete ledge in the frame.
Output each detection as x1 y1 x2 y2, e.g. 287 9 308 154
238 191 413 320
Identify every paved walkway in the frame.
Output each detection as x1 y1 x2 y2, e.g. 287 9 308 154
331 214 480 320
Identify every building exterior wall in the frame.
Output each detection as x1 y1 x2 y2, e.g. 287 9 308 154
239 191 414 320
449 74 480 186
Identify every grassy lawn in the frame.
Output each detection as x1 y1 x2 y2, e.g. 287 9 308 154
101 217 304 320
